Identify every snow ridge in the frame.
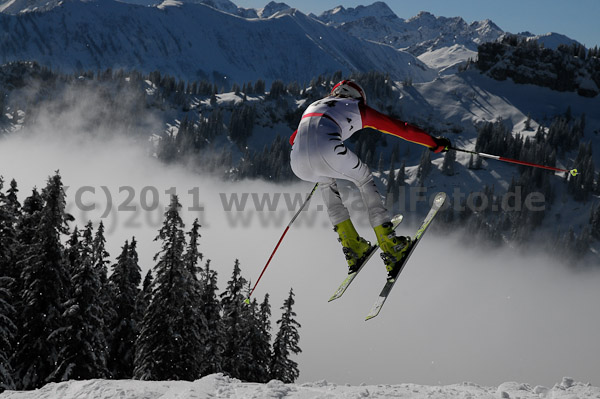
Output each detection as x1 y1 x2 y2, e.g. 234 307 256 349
3 374 599 398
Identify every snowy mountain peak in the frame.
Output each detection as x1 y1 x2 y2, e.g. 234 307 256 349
469 19 504 44
257 1 291 18
409 10 436 22
317 1 399 26
524 32 581 50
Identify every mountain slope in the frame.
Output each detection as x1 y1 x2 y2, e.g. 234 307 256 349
0 0 59 13
0 0 434 84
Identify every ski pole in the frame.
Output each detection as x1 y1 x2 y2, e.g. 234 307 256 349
244 182 319 304
449 146 578 177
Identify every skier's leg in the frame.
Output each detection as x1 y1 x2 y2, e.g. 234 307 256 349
318 179 370 272
355 175 389 228
319 179 349 226
316 138 389 228
313 132 410 275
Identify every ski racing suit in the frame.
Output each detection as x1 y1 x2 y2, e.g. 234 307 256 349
290 96 440 228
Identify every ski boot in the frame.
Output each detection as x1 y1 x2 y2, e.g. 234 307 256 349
334 219 372 273
374 222 411 279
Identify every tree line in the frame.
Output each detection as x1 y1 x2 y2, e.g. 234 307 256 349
0 173 301 392
477 35 600 97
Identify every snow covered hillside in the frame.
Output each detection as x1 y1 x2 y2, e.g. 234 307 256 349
3 374 599 398
0 58 598 256
0 0 580 82
0 0 434 84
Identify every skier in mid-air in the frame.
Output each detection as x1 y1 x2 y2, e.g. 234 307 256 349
290 79 451 277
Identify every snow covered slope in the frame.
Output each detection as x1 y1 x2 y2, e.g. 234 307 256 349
0 0 59 13
0 0 434 84
2 374 598 398
0 0 582 81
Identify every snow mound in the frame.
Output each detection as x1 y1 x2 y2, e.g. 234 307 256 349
3 374 599 398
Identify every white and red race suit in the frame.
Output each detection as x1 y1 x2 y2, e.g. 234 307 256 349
290 96 440 228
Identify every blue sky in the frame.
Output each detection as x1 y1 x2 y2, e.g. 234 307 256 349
234 0 600 48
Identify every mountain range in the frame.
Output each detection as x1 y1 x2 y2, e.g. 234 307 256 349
0 0 580 84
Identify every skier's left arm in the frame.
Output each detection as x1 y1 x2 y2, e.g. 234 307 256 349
359 104 450 153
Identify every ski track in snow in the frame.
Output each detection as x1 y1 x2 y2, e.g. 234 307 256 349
3 374 600 399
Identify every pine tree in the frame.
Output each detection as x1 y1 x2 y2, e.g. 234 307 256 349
135 270 153 322
0 177 18 281
65 227 81 275
134 195 204 381
270 288 301 383
87 221 115 370
108 238 142 379
92 221 110 280
198 260 224 376
14 173 73 389
397 162 406 186
0 177 17 391
220 259 252 379
0 275 16 391
49 224 109 381
417 149 432 185
441 149 456 176
244 294 272 383
524 113 532 131
590 203 600 240
184 219 203 277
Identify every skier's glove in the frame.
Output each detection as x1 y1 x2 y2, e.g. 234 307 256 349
431 136 451 153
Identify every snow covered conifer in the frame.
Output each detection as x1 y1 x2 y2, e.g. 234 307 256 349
0 275 16 391
0 179 18 294
417 149 432 184
0 178 17 390
108 238 142 379
13 173 73 389
92 221 110 282
49 224 109 382
397 162 406 187
243 294 272 383
590 204 600 240
184 218 203 277
220 259 252 379
198 259 224 376
441 149 456 176
134 195 204 381
65 227 81 274
270 288 301 383
135 270 153 322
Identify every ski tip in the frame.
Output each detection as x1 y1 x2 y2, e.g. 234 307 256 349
391 214 404 225
365 311 379 321
243 298 251 305
328 292 342 302
434 192 447 204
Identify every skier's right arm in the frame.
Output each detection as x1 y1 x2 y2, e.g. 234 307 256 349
359 104 449 153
